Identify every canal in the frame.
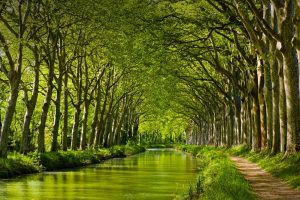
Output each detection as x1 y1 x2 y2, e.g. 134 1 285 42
0 149 200 200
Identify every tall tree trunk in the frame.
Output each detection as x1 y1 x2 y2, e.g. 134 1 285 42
0 84 20 157
37 28 57 153
51 34 66 152
94 69 111 148
271 55 280 154
51 73 63 152
94 94 108 148
248 97 253 147
132 116 139 142
279 61 288 152
252 71 262 152
114 103 126 145
103 113 113 148
270 6 280 153
265 63 273 149
263 2 273 149
241 101 248 144
228 103 234 147
257 58 267 149
90 84 101 147
0 0 28 158
20 47 40 154
37 60 55 153
274 0 300 154
71 106 81 150
80 99 89 150
62 73 69 151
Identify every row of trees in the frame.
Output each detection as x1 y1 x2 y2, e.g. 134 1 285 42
154 0 300 155
0 0 143 158
1 0 299 158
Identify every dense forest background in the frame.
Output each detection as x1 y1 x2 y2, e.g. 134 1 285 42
0 0 300 158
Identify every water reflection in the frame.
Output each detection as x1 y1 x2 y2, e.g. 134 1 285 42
0 149 200 200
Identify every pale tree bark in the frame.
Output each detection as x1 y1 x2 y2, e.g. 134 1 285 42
80 56 90 150
262 1 273 149
294 0 300 149
71 105 81 150
94 74 110 148
257 58 267 149
275 0 300 153
20 46 40 154
0 1 31 157
270 4 280 154
90 82 101 147
103 84 115 147
252 71 262 152
37 32 57 153
51 33 66 152
114 98 127 145
71 57 83 151
278 59 287 152
62 73 68 151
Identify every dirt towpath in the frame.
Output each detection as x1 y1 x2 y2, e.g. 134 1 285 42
230 156 300 200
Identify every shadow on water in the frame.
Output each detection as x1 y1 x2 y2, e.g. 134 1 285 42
0 149 200 200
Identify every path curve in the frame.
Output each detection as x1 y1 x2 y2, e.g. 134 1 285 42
230 156 300 200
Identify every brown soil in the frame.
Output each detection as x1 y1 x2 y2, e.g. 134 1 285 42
230 156 300 200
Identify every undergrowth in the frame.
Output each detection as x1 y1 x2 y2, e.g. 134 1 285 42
177 145 256 200
0 153 39 178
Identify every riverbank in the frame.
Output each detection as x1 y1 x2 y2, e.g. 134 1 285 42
0 145 145 179
177 145 255 200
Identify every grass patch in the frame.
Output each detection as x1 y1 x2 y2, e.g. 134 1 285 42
225 145 300 189
177 145 256 200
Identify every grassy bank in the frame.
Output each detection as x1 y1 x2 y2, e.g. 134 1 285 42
177 145 256 200
0 145 145 179
0 153 40 178
225 145 300 189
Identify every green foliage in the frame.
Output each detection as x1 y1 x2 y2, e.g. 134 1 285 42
31 151 101 171
0 153 39 178
109 146 126 158
124 144 146 156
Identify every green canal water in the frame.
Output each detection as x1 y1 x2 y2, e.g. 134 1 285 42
0 149 200 200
